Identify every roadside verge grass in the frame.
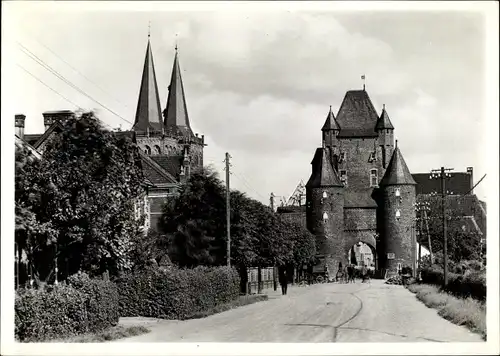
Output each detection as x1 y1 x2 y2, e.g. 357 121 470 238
49 325 150 343
407 283 486 340
186 294 268 320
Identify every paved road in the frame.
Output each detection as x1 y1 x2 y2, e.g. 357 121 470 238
115 280 483 343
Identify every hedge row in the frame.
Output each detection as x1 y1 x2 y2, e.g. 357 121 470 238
420 267 486 301
15 272 119 342
116 266 240 320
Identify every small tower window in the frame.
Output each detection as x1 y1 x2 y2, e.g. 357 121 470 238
370 169 378 187
323 212 329 221
154 145 161 155
144 145 151 155
339 152 346 162
322 191 328 198
340 170 347 186
368 151 377 162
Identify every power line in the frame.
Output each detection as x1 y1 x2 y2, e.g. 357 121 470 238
17 64 82 110
23 30 131 111
462 174 486 197
17 42 133 127
16 64 114 132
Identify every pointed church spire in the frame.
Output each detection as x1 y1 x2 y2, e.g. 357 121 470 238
133 36 163 132
163 46 193 137
322 105 341 131
379 146 416 186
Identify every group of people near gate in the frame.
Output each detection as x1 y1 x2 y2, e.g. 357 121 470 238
336 262 371 283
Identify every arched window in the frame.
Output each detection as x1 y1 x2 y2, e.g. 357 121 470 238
323 212 329 221
154 145 161 155
144 145 151 155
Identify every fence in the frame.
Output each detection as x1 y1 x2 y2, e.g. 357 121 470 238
247 267 276 294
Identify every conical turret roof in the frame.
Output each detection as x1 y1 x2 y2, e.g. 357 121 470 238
379 144 416 186
322 106 341 131
306 147 343 188
163 49 193 137
375 105 394 130
133 39 163 132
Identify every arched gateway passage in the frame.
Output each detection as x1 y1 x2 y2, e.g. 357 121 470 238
348 241 377 270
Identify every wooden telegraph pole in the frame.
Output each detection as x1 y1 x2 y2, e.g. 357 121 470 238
430 167 453 287
225 153 231 267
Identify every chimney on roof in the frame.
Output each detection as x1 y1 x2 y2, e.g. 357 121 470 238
467 167 473 194
42 110 74 131
15 114 26 139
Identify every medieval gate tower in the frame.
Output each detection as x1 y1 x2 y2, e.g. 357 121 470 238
305 89 417 277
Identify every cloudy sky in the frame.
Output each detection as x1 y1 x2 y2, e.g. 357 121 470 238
2 1 497 205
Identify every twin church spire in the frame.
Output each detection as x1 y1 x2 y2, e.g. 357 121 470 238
133 35 192 137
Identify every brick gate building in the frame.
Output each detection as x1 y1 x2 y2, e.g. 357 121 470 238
305 89 417 278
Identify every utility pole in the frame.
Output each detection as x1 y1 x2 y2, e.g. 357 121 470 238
430 167 453 287
270 192 275 212
225 153 231 267
423 206 433 264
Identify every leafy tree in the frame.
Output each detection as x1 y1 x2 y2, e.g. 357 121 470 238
15 112 145 283
160 168 226 267
280 219 316 267
160 168 297 270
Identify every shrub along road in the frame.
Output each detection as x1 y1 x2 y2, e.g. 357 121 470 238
113 280 483 343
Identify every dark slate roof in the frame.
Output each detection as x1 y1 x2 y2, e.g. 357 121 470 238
321 106 340 131
336 90 379 137
306 147 343 188
379 146 416 186
23 134 43 146
150 155 183 179
163 50 194 138
375 106 394 130
418 194 486 238
412 172 472 195
448 216 483 235
133 39 163 132
15 135 41 159
33 121 65 149
344 188 378 208
139 152 177 185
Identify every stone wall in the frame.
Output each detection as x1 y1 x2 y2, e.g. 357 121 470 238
306 186 345 274
377 185 416 275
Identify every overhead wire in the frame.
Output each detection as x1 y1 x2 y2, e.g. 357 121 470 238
23 29 132 111
16 64 83 111
17 41 133 127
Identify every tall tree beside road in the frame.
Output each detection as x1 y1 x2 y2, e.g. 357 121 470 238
15 112 145 284
160 169 313 274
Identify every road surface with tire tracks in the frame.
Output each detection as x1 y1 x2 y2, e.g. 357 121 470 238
114 279 483 343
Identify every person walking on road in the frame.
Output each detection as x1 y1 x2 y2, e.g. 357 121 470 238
347 264 354 283
361 265 369 283
279 267 288 295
